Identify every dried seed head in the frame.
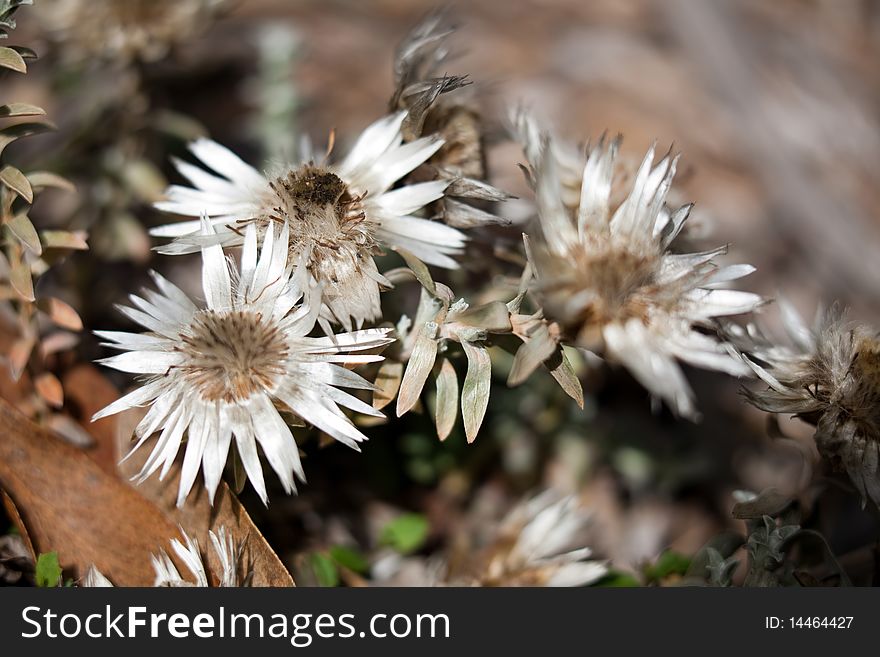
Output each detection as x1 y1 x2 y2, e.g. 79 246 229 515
737 305 880 506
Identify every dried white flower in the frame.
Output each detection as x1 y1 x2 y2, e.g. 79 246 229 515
457 490 607 587
152 112 467 329
84 527 250 587
734 303 880 507
515 112 762 419
93 220 393 506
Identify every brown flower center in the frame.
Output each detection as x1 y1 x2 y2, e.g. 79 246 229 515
177 310 288 403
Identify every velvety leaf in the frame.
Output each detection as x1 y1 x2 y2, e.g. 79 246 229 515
7 335 34 380
396 331 438 416
34 372 63 408
0 102 44 118
40 230 88 250
38 331 79 357
0 122 54 156
460 340 491 443
7 245 34 301
434 357 458 441
27 171 75 193
508 323 556 386
373 360 403 410
454 300 512 333
7 213 40 254
1 165 33 203
393 246 436 296
0 45 25 72
546 346 585 409
41 297 83 331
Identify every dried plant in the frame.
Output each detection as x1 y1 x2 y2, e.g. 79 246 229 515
85 526 251 587
731 303 880 507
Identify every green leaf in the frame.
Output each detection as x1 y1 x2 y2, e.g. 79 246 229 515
35 552 62 587
0 45 25 72
329 546 369 575
593 570 641 587
310 552 339 587
380 513 429 554
644 550 692 583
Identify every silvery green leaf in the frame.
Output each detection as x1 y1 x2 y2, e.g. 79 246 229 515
453 300 512 333
460 340 491 443
508 323 556 386
434 357 458 441
396 330 438 416
443 198 511 229
442 173 514 202
393 246 436 296
547 346 584 409
373 360 404 411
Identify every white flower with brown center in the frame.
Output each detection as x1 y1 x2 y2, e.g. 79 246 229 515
151 112 467 330
92 220 393 506
734 304 880 507
517 115 762 419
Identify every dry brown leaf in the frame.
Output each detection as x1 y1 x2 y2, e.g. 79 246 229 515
34 372 63 408
0 397 183 585
63 364 295 587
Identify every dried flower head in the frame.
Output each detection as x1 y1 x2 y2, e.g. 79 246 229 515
84 527 250 587
41 0 224 64
515 112 762 419
152 112 467 330
93 220 393 506
455 490 607 587
733 303 880 507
